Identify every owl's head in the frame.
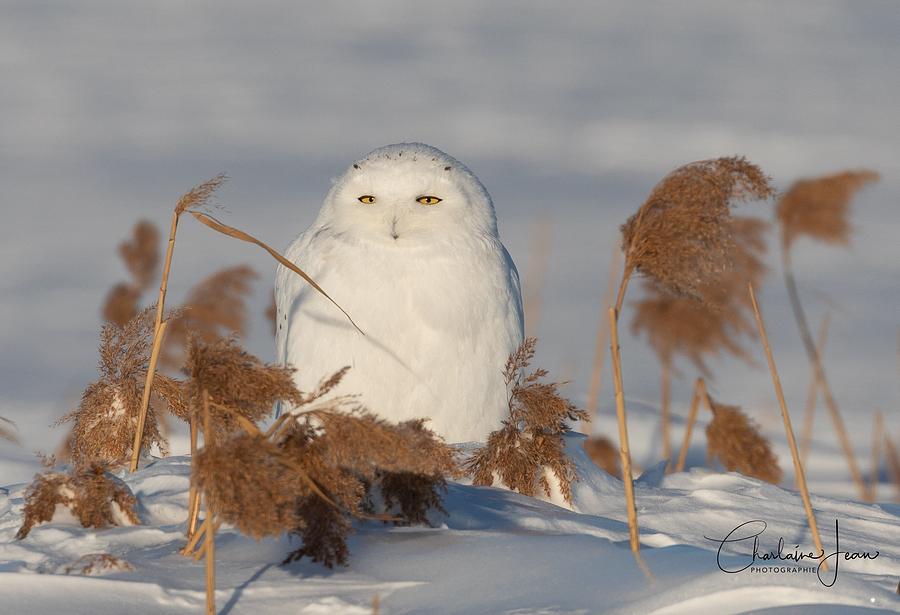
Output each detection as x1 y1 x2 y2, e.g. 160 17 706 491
315 143 499 245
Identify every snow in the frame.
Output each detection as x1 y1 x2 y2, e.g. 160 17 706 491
1 432 898 614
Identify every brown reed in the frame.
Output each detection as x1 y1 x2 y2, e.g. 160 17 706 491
466 338 588 505
582 435 621 478
611 157 773 562
585 246 621 422
58 306 186 467
705 397 782 484
130 175 227 472
748 283 827 571
17 462 140 539
799 314 830 466
674 378 706 473
777 170 879 501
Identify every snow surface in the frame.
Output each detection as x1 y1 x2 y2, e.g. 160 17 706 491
1 434 898 614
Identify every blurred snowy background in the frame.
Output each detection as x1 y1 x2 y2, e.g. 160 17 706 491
1 1 898 483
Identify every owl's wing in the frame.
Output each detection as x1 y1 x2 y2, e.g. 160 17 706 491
501 243 526 340
274 231 311 366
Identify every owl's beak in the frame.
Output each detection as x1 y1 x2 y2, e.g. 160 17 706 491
390 215 400 240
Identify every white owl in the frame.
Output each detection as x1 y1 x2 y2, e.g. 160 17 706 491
275 143 524 444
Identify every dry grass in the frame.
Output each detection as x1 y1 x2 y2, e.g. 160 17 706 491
777 170 877 501
184 337 458 576
102 283 142 328
118 220 161 290
58 306 187 467
466 338 588 504
777 170 879 249
184 335 302 438
621 157 774 301
17 463 140 539
162 266 257 369
705 398 782 484
582 435 620 478
101 221 161 327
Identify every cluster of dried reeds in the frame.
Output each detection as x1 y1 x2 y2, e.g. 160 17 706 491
776 169 879 501
608 157 775 561
17 462 140 539
57 306 186 467
466 338 587 505
129 175 359 473
181 336 457 613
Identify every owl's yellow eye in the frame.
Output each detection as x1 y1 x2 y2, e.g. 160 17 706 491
416 196 442 205
358 195 376 204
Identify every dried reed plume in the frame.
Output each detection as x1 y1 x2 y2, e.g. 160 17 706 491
466 338 588 504
776 169 879 501
620 157 774 304
1 416 19 444
184 335 302 438
612 157 773 558
777 170 880 249
131 174 227 472
705 398 782 484
58 306 187 467
582 435 621 478
162 265 257 369
17 462 140 539
631 215 768 463
102 283 142 328
101 221 162 327
119 220 161 290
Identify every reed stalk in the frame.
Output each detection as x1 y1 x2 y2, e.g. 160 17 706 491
782 249 866 500
608 306 640 556
748 283 827 571
799 313 830 466
674 378 706 473
586 248 621 422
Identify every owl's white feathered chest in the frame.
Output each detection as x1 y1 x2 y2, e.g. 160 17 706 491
276 228 524 443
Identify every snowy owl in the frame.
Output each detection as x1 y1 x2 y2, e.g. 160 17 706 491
275 143 524 443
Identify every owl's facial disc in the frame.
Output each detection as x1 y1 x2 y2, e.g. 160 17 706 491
320 144 499 245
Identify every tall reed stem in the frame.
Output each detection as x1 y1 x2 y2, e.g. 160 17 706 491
748 284 827 571
660 360 672 465
782 249 866 500
675 378 705 473
608 306 640 554
130 209 181 472
586 248 621 421
799 314 830 466
201 388 216 615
